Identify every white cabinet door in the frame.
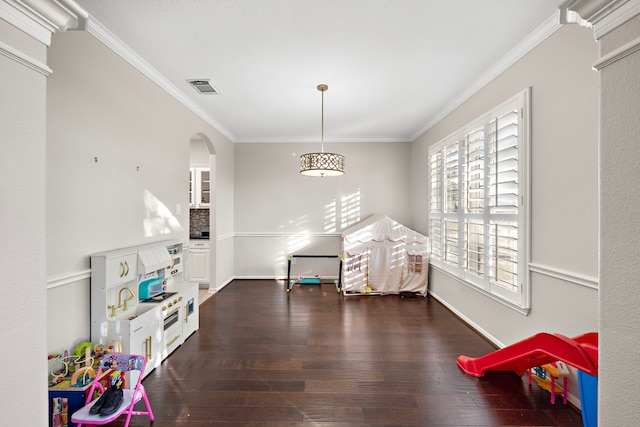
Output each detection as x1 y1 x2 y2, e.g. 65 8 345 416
197 168 210 207
189 167 211 208
188 168 195 208
129 311 161 381
188 249 210 284
105 253 138 288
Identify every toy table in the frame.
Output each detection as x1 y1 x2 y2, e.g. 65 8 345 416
49 369 116 427
527 362 569 404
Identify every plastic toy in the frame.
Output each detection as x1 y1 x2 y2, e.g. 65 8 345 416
71 353 154 427
457 332 598 377
527 361 569 404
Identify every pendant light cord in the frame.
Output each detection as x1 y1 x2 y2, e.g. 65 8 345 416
321 86 325 153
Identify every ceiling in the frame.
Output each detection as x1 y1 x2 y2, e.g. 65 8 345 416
73 0 563 143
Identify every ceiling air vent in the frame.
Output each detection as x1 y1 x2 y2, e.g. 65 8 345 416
187 79 220 95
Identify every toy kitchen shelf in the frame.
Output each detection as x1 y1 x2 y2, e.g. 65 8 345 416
90 239 199 385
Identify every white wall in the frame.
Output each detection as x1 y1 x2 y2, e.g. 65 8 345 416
45 30 234 353
410 24 599 404
190 138 210 166
0 18 49 426
234 141 411 278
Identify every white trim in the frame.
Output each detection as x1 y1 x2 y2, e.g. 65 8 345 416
529 262 599 289
427 89 531 309
235 136 412 144
0 0 84 45
429 264 531 315
427 288 581 408
47 269 91 289
234 232 341 238
594 0 640 38
428 289 505 348
1 0 53 44
212 277 233 292
411 13 561 140
83 16 236 142
563 0 640 39
593 35 640 69
236 275 286 281
563 0 629 23
0 39 51 74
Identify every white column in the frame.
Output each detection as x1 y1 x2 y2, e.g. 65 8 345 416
563 1 640 425
0 1 84 425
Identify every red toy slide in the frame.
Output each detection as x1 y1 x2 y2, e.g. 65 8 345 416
457 332 598 377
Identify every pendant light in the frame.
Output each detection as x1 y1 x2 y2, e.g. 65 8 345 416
300 84 345 177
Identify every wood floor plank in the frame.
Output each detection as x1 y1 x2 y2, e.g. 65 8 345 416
107 280 583 426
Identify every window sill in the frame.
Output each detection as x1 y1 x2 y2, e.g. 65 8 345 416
429 263 531 316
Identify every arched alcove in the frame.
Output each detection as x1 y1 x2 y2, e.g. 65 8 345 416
189 133 217 292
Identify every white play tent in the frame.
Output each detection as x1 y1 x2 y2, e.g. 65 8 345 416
341 214 430 295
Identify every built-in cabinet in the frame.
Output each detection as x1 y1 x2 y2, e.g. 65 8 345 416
189 167 210 208
186 240 210 285
90 240 199 384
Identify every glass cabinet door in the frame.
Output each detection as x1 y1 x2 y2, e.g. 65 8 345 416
199 169 210 206
188 169 195 207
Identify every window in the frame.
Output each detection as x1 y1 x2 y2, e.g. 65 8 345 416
428 89 530 310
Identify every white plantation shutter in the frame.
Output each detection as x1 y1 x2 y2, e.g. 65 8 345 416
429 151 443 260
443 140 459 266
444 141 459 213
488 110 519 215
487 108 519 296
428 89 530 309
464 126 485 279
465 127 485 213
465 219 484 278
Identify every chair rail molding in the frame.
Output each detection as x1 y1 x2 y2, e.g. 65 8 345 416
47 269 91 290
561 0 640 39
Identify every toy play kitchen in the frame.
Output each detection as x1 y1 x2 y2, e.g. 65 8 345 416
89 239 199 385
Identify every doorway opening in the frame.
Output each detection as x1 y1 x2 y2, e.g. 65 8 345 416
189 133 216 292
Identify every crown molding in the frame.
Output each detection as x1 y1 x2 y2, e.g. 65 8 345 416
83 15 236 142
234 136 412 144
561 0 640 39
411 11 561 141
0 0 85 45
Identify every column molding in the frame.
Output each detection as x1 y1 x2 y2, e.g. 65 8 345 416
0 0 86 45
561 0 640 39
0 38 51 74
594 34 640 68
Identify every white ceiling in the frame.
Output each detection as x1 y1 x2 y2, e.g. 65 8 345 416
73 0 563 143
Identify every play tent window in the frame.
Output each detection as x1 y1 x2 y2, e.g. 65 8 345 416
427 89 530 311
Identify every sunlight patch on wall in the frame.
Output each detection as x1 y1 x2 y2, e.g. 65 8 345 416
340 189 360 230
324 200 337 232
340 189 361 229
143 190 183 237
274 215 312 270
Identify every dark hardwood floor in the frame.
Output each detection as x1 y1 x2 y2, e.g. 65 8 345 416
113 280 583 426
